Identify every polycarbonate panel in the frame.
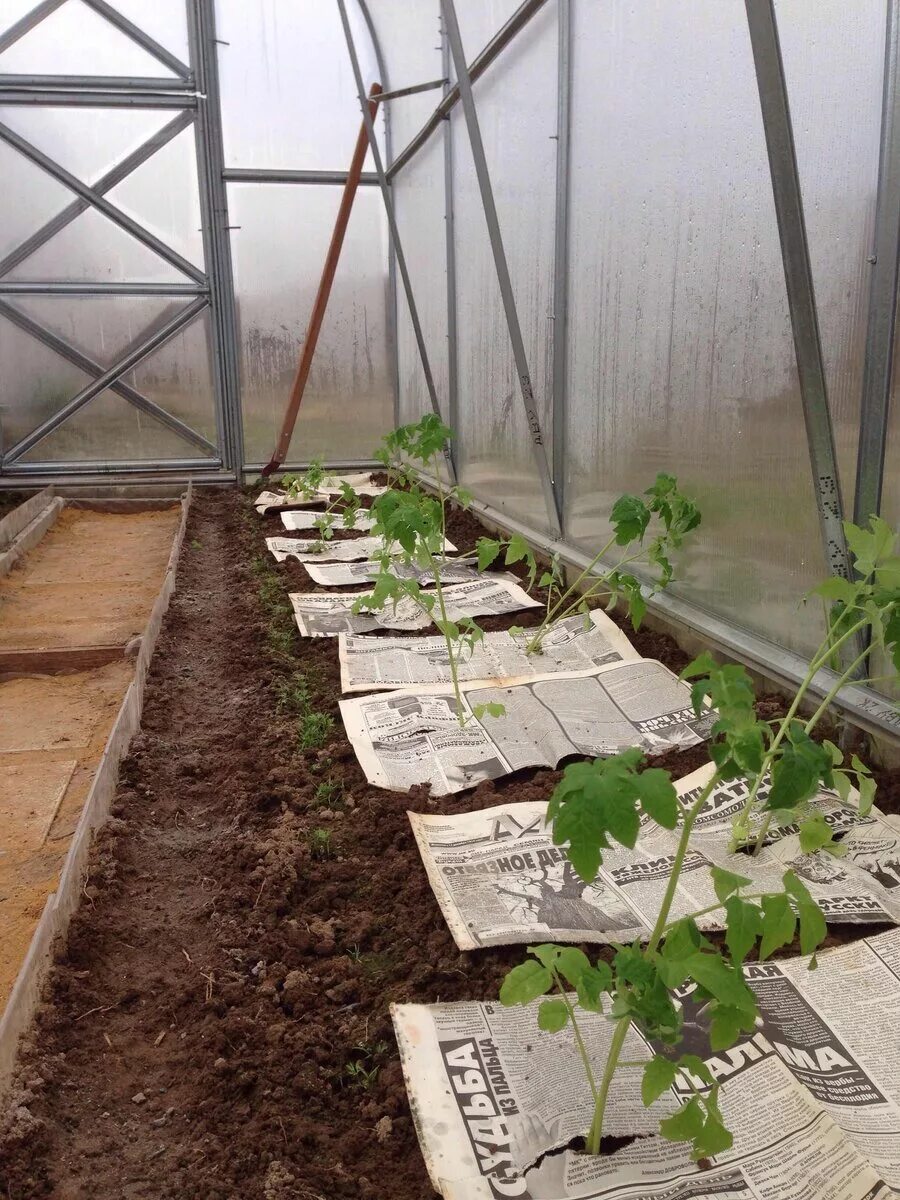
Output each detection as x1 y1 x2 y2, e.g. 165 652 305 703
365 0 443 159
451 1 557 532
105 0 189 63
228 183 392 463
565 0 832 656
215 0 385 171
0 105 173 186
776 0 885 509
393 133 448 428
0 0 178 77
7 205 190 283
0 139 74 261
106 126 204 269
5 294 194 369
453 0 521 60
121 309 219 445
0 315 92 452
19 390 215 462
0 2 44 35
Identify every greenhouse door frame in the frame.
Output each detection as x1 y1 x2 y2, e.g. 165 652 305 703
0 0 242 483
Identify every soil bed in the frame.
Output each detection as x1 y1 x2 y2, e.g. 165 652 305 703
1 489 897 1200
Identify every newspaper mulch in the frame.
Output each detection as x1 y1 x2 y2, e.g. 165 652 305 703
339 610 639 692
339 659 715 796
301 554 516 588
279 508 376 532
393 924 900 1199
266 534 458 564
255 474 387 513
290 577 541 638
408 761 900 949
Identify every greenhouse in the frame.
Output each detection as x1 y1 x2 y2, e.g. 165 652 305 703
2 0 900 1197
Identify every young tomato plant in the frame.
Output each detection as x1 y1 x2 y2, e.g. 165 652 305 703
281 458 327 502
355 417 500 728
685 515 900 855
308 481 363 554
477 475 701 655
500 656 838 1159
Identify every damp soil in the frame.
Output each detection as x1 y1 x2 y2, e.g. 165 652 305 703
1 488 899 1200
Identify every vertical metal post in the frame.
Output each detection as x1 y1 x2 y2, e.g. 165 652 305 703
439 0 562 535
357 0 400 431
551 0 571 527
336 0 456 478
441 14 460 445
188 0 244 477
745 0 854 583
855 0 900 525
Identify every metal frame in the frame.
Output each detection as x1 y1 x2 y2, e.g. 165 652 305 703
745 0 856 584
855 0 900 526
441 13 459 442
0 0 232 478
550 0 571 520
440 0 561 534
336 0 455 477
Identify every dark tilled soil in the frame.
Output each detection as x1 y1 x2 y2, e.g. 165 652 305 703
1 489 898 1200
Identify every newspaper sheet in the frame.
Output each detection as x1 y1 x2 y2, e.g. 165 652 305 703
303 555 515 588
339 611 639 693
266 534 457 563
255 474 385 512
339 659 715 795
408 762 900 949
393 925 900 1198
279 508 375 532
289 578 541 638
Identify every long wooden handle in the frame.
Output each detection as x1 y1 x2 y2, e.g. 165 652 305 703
261 82 383 475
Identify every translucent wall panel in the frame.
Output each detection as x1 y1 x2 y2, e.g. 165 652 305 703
452 1 557 532
0 318 91 453
776 0 885 508
366 0 443 158
0 140 74 262
229 183 392 463
215 0 385 171
107 0 189 63
453 1 521 60
0 0 178 77
393 135 449 429
19 392 214 463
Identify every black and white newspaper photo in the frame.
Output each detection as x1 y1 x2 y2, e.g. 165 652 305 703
289 578 541 638
408 769 900 949
338 659 715 795
266 534 457 563
338 611 640 692
392 926 900 1199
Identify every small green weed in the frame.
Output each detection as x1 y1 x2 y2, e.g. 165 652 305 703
307 827 333 860
313 777 343 809
298 711 333 751
340 1041 390 1091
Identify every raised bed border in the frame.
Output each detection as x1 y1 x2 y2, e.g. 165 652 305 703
0 488 64 579
0 485 193 1094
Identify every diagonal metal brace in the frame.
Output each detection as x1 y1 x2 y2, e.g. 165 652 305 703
440 0 562 535
4 296 210 462
0 296 217 458
0 119 206 284
0 109 195 278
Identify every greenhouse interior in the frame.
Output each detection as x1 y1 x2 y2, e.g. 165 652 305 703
3 0 900 1197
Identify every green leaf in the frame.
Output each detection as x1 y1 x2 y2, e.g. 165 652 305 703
710 866 752 903
798 812 837 854
472 701 505 721
680 651 717 680
858 773 876 816
499 960 553 1006
636 768 679 829
555 946 592 988
476 538 501 572
660 1098 704 1143
575 963 612 1012
537 999 569 1032
611 494 651 545
641 1056 678 1106
832 770 852 803
810 577 859 604
767 735 831 812
694 1108 733 1158
783 871 827 956
724 896 763 964
759 894 796 959
505 533 532 568
709 1004 756 1051
687 952 756 1012
823 739 844 766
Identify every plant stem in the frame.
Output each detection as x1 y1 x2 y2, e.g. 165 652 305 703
556 980 598 1104
586 1015 631 1156
586 777 718 1155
